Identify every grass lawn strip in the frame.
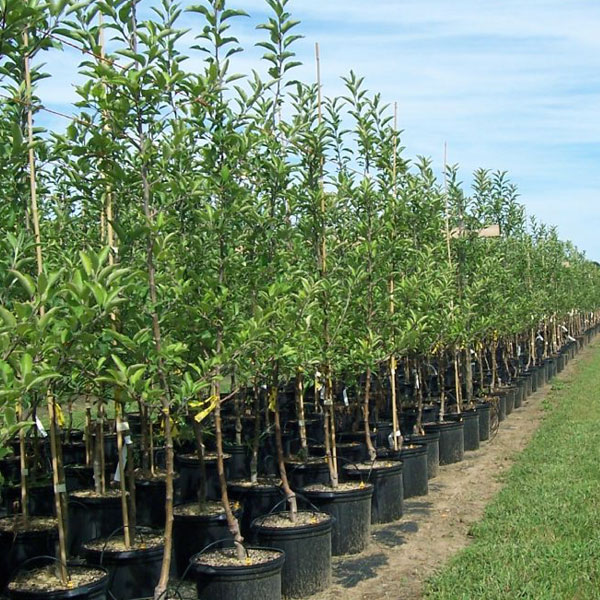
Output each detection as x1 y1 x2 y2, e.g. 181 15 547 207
425 341 600 599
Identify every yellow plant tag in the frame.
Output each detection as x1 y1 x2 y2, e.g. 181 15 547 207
193 395 219 423
55 403 65 428
268 388 277 412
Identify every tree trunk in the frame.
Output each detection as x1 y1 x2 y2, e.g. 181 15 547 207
363 367 376 461
214 387 245 558
192 418 207 507
250 382 261 484
464 347 473 407
272 386 297 520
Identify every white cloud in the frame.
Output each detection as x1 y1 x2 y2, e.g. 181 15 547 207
30 0 600 258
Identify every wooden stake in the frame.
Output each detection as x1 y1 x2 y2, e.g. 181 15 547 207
115 401 131 548
315 42 338 485
389 102 399 451
24 29 69 585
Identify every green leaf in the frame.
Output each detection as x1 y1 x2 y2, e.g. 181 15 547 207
25 372 60 392
20 353 33 378
0 307 16 328
111 354 128 374
10 270 35 298
79 251 93 276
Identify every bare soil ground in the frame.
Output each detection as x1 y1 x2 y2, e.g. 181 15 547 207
308 348 590 600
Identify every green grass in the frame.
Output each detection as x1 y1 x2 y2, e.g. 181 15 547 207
425 344 600 600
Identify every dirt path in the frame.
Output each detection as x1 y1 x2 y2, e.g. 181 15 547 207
310 345 594 600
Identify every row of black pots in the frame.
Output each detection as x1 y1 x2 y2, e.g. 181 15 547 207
177 331 595 600
2 333 592 600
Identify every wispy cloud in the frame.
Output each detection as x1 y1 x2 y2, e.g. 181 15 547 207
32 0 600 257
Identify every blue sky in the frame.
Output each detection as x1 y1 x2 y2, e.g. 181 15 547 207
36 0 600 258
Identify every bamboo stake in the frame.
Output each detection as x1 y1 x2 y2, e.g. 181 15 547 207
295 369 308 455
115 401 131 548
389 102 399 451
442 143 462 413
23 29 69 585
315 42 338 485
98 9 130 549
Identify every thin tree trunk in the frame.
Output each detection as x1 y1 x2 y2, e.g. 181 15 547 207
464 347 473 407
295 369 308 456
250 382 260 484
438 353 446 422
363 367 376 461
415 359 424 433
47 393 69 584
453 347 462 413
272 382 297 521
214 385 245 558
192 419 207 507
115 402 131 548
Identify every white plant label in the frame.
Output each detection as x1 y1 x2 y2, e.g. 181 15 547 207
35 416 48 438
343 388 349 406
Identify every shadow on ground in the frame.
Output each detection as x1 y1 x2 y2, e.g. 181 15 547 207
333 552 389 588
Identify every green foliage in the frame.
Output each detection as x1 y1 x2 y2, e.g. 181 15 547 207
0 0 599 457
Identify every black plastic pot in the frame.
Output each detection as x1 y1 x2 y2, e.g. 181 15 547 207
536 364 545 389
0 457 20 486
173 503 243 577
91 434 118 465
550 356 558 378
2 483 54 518
343 462 403 524
61 442 86 466
284 417 324 447
135 477 178 529
406 429 440 479
305 443 365 480
68 494 122 557
227 481 283 541
0 519 58 592
83 541 163 600
514 379 525 408
424 420 464 465
286 458 330 489
176 454 230 503
251 512 332 598
496 393 507 422
223 444 249 480
299 484 373 555
522 372 533 397
189 547 285 600
529 367 538 393
453 410 479 451
7 564 108 600
505 387 516 416
375 422 393 447
399 405 438 436
65 465 93 493
337 432 377 459
475 402 491 442
398 444 428 497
